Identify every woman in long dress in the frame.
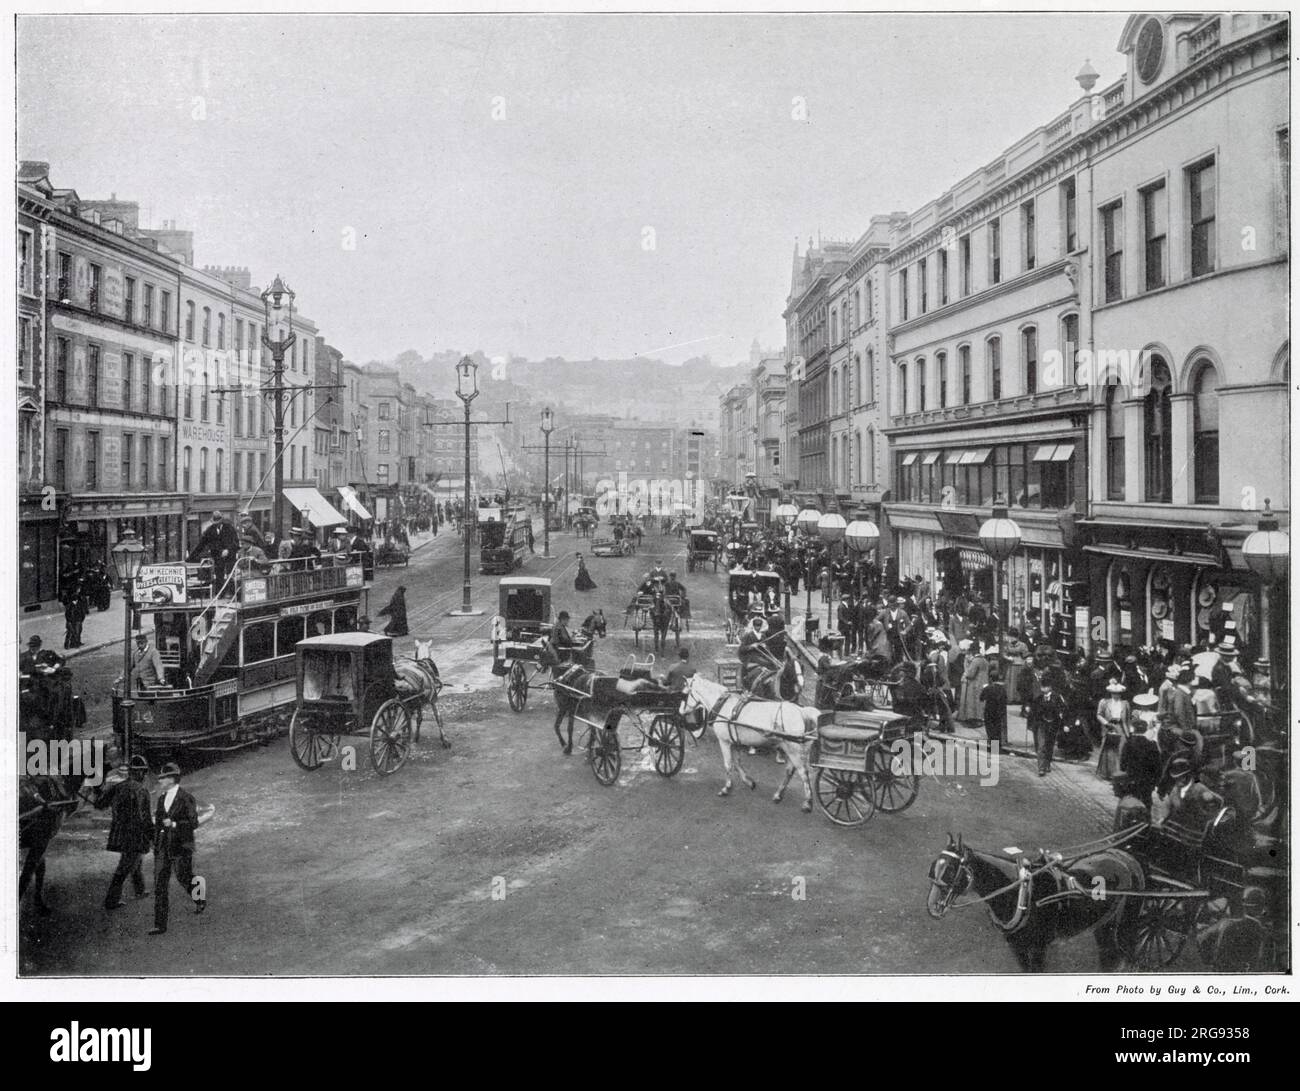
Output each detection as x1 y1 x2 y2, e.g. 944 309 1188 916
1001 630 1030 711
377 585 409 636
1095 679 1131 780
574 553 597 592
958 640 989 723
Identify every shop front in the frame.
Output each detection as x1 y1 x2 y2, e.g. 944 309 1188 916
62 494 186 576
19 493 62 608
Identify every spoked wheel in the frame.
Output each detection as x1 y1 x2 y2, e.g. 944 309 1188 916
587 726 622 786
812 768 876 827
288 710 340 772
867 742 920 813
648 714 685 777
1193 896 1277 972
507 661 529 712
1124 891 1191 969
370 700 413 776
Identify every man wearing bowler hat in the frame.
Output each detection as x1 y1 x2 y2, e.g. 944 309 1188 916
150 763 204 934
96 754 154 910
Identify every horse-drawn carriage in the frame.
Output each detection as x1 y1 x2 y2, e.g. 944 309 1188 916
591 535 633 558
374 538 411 568
686 528 720 573
724 568 782 644
492 576 556 712
288 632 444 775
806 706 920 827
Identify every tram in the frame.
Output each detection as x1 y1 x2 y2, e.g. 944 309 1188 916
479 506 530 574
112 556 370 761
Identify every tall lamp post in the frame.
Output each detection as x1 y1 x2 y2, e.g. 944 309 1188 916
978 496 1022 640
540 407 555 558
1241 498 1289 696
260 276 296 542
449 357 484 617
818 512 847 634
774 503 798 622
845 516 881 600
110 527 146 762
796 507 821 634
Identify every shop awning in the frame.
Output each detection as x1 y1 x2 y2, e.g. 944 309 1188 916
944 450 965 464
336 485 372 521
1032 444 1057 462
960 448 992 465
1082 543 1218 567
922 451 941 465
901 452 919 466
283 487 347 528
1033 443 1077 462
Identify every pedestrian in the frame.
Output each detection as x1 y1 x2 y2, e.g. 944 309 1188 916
377 585 409 636
980 666 1007 746
96 754 153 910
958 639 989 723
1095 679 1131 781
150 762 204 934
63 581 87 650
128 631 166 692
526 521 534 553
1119 717 1161 807
574 553 596 592
1032 671 1070 776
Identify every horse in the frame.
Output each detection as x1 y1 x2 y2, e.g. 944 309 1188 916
647 588 678 653
925 832 1146 972
679 675 814 811
580 610 607 643
394 638 448 748
744 645 804 703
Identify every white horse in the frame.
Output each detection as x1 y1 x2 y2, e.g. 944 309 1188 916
394 639 448 748
680 675 815 812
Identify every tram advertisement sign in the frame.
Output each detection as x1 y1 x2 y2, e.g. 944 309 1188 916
133 564 188 605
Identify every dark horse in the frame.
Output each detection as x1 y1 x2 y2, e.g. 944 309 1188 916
648 589 678 654
926 833 1145 972
745 647 805 702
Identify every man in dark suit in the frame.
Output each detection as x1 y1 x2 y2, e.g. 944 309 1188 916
150 762 204 934
96 754 154 910
189 508 240 590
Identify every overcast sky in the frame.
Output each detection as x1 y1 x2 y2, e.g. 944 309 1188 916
19 12 1130 367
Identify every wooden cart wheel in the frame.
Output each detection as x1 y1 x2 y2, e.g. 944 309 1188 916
649 714 685 777
1123 892 1191 969
1193 896 1273 972
587 726 622 786
288 709 339 772
867 742 920 813
507 661 529 712
812 768 876 827
370 700 413 775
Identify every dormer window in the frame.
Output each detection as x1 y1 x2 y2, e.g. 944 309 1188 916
1135 17 1164 84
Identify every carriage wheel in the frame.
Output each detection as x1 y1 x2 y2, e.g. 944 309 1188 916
867 743 920 813
288 710 339 772
587 727 622 786
812 768 876 827
507 661 529 712
1193 896 1274 972
1123 892 1191 969
649 714 685 777
370 700 413 776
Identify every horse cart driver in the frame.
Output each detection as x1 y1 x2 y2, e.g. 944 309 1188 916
738 614 779 696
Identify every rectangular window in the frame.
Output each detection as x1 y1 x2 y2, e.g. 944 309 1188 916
938 248 948 306
18 316 33 384
959 345 971 405
122 433 133 488
19 229 36 294
55 337 69 400
141 435 152 489
937 353 947 408
199 447 208 493
159 438 169 489
1023 328 1038 395
215 449 223 493
85 431 99 490
87 345 100 406
202 308 211 347
918 257 928 314
122 352 134 411
1188 158 1216 277
378 401 391 420
259 452 267 487
142 284 154 328
988 219 1002 285
89 264 102 311
185 301 195 341
379 429 390 453
160 290 171 333
201 372 209 422
959 234 972 296
899 269 909 322
377 463 389 484
217 313 226 350
1102 201 1123 303
988 339 1001 401
1141 181 1168 291
1021 199 1036 271
1061 314 1079 385
235 318 244 360
124 276 135 322
54 429 68 490
917 361 927 411
1062 177 1078 252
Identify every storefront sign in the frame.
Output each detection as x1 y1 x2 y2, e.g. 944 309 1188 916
180 422 228 445
1119 608 1132 632
282 599 334 616
134 564 188 606
1158 617 1174 641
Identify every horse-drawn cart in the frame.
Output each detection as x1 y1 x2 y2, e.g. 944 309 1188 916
288 633 439 776
809 706 919 827
492 576 556 712
686 528 720 573
591 536 632 558
725 568 782 644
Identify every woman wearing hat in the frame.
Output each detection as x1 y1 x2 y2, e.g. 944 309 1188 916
377 585 409 637
1000 629 1030 714
957 639 989 725
1095 680 1131 781
574 553 596 592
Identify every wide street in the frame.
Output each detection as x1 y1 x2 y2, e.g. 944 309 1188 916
17 518 1163 978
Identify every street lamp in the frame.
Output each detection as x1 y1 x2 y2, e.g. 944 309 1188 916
795 507 821 634
260 276 296 543
1241 498 1289 694
110 526 146 762
449 356 483 616
818 512 847 633
540 407 555 558
845 516 880 599
978 496 1022 638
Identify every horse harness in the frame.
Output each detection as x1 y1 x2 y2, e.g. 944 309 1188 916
703 691 810 746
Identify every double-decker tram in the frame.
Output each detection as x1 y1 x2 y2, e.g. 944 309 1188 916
114 556 369 762
478 505 530 574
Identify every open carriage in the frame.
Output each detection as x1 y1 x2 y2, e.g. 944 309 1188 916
288 633 438 776
807 706 920 827
724 568 782 644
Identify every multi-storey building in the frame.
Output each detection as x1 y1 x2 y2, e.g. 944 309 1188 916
21 165 184 604
1076 12 1289 664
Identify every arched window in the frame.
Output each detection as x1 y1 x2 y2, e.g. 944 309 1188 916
853 354 862 408
1143 357 1173 502
855 429 863 484
215 448 223 494
1106 384 1125 500
182 446 192 492
199 446 209 493
830 368 838 416
987 337 1002 400
898 363 908 414
959 345 972 405
1060 313 1079 385
865 427 875 483
842 432 850 486
865 348 874 402
831 310 839 344
842 364 850 409
201 368 210 422
1022 326 1038 395
936 351 948 407
1192 361 1219 503
916 357 927 411
831 436 839 486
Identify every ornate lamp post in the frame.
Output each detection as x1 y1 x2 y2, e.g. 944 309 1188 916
260 276 296 542
978 497 1022 638
775 503 798 622
818 512 847 633
845 516 881 600
449 356 483 617
110 527 146 762
540 407 555 558
1241 499 1289 695
795 507 821 632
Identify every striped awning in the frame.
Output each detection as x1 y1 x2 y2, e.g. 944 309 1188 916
283 487 348 528
337 485 372 521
